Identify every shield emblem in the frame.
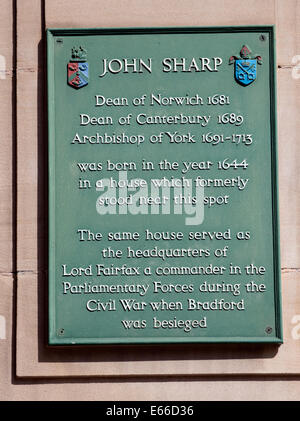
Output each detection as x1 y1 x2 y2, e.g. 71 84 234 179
235 59 256 86
68 62 89 89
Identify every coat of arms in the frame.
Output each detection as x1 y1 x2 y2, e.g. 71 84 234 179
67 46 88 89
229 45 262 86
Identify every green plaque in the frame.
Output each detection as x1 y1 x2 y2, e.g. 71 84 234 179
47 27 282 345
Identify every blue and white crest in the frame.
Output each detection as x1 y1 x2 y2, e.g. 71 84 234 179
235 59 257 86
229 45 262 87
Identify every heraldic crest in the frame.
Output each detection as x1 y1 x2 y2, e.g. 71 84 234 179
67 46 89 89
229 45 262 86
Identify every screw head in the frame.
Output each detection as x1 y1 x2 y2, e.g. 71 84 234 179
259 34 266 41
265 326 273 334
58 328 65 336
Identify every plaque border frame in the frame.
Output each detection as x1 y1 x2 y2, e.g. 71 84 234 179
47 26 282 346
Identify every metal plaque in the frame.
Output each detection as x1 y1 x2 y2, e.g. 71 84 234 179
47 27 282 345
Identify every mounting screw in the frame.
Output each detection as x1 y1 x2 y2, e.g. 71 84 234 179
259 34 266 42
265 326 273 334
58 328 65 336
56 38 63 44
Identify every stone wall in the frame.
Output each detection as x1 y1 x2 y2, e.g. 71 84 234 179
0 0 299 400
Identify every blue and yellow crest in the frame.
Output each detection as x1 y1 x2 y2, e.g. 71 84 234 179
229 45 262 86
